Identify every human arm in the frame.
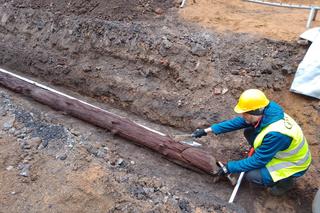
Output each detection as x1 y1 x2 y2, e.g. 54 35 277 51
211 116 251 135
192 116 250 138
226 132 292 173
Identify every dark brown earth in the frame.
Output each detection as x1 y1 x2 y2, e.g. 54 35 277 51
0 0 319 212
4 0 175 21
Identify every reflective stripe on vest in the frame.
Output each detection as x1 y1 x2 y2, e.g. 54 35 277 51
253 113 311 182
274 137 305 159
268 150 311 173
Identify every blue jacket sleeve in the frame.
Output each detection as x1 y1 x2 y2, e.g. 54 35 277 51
211 116 250 134
227 132 292 173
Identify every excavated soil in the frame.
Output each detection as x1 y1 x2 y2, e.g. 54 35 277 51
0 0 319 212
180 0 320 41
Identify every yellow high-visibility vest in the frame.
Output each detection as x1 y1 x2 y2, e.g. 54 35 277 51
253 113 311 182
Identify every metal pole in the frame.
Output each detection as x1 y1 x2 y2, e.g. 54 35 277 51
307 8 317 28
243 0 320 10
243 0 320 29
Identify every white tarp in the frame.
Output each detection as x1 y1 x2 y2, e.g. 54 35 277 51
290 27 320 99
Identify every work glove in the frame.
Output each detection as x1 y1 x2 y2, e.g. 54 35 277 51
191 128 207 138
217 161 229 176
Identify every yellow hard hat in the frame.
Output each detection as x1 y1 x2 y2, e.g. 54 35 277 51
234 89 269 113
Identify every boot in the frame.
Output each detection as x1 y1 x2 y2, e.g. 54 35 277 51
270 178 294 196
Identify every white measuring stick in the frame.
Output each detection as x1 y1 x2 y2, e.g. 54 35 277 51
180 0 187 8
228 171 245 203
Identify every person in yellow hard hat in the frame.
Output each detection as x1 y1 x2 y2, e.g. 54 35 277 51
192 89 311 196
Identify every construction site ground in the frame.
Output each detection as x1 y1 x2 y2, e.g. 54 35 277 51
0 0 319 212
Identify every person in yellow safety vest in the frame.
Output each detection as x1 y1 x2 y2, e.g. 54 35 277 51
192 89 312 196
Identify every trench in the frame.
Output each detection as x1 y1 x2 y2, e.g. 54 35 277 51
0 1 318 213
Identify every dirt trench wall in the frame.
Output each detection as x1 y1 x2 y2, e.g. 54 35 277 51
0 0 176 21
0 4 306 130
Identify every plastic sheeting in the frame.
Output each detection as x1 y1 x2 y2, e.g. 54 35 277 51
290 27 320 99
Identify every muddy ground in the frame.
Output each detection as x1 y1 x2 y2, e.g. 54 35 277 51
0 0 319 212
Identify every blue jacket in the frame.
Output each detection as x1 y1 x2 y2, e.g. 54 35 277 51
211 101 306 185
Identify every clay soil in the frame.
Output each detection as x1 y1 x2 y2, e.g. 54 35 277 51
0 0 319 212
